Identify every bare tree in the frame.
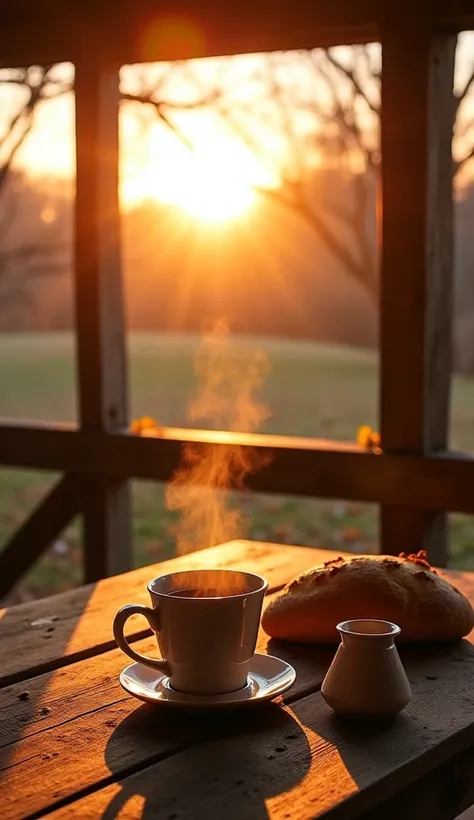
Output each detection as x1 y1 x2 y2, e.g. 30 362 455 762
0 66 69 311
0 65 72 192
203 41 474 302
0 61 216 194
0 61 216 313
3 45 473 311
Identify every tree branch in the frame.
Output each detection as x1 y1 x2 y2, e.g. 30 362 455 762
260 181 377 298
0 116 34 194
323 49 379 116
120 93 196 150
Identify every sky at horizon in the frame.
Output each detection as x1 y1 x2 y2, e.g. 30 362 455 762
0 34 473 221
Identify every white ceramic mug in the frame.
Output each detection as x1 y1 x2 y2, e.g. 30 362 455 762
113 568 268 695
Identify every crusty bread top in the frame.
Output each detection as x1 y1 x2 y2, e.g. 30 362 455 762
262 551 474 644
287 550 439 593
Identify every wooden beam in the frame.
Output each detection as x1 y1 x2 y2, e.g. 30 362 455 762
0 18 376 69
0 1 472 69
74 59 131 582
380 29 456 564
1 422 474 514
0 477 80 601
0 1 381 69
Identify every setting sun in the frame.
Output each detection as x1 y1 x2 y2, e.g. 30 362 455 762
162 161 255 222
18 85 276 223
122 151 256 221
121 124 261 222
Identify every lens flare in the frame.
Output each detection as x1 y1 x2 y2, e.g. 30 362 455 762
140 16 206 61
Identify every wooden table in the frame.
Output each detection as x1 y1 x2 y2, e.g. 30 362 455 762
2 540 474 820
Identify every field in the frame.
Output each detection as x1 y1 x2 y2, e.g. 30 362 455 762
1 332 474 603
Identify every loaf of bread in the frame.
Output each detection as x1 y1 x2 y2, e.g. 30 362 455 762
262 551 474 643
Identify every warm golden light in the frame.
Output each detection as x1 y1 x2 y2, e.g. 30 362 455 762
140 16 206 62
121 123 263 222
166 163 255 222
18 63 278 224
41 206 56 223
122 150 256 221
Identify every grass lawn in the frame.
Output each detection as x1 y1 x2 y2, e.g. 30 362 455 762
1 332 474 603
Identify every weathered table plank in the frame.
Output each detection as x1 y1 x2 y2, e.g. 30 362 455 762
3 615 474 817
2 539 470 691
45 640 474 820
0 540 331 688
2 542 474 820
361 742 474 820
0 587 334 820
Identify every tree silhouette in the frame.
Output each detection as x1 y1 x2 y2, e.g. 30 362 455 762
0 61 215 311
2 44 474 309
206 40 474 301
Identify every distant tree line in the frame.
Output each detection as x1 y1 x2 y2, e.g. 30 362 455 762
2 167 474 373
1 43 474 369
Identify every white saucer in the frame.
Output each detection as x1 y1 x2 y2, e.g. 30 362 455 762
119 653 296 709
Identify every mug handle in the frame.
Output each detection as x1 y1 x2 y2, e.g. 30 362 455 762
113 604 171 675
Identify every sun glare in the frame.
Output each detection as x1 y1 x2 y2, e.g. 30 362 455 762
123 142 257 222
167 163 255 222
120 121 264 222
20 94 270 224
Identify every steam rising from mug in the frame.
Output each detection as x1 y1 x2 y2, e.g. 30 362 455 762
166 319 270 556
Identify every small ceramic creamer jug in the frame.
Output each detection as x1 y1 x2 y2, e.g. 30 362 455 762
321 619 412 719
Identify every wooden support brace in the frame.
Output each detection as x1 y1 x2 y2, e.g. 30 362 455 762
74 58 132 582
0 477 80 601
2 423 474 513
380 29 456 565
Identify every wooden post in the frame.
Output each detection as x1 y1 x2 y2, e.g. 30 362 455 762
380 29 456 565
74 57 132 581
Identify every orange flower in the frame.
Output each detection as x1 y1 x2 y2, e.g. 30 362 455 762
357 425 380 450
130 415 160 434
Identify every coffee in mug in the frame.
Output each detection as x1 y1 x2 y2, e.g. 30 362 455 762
167 587 221 598
113 568 268 695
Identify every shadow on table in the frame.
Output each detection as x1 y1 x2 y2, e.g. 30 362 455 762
266 637 335 699
101 700 312 820
291 638 474 816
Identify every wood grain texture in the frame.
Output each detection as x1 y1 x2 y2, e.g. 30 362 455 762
361 742 474 820
74 60 131 580
0 599 333 820
0 477 80 601
3 604 474 820
0 628 328 758
379 30 456 564
1 550 473 819
0 541 327 688
44 640 474 820
2 422 474 514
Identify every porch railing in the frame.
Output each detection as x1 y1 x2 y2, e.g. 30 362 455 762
0 2 473 596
